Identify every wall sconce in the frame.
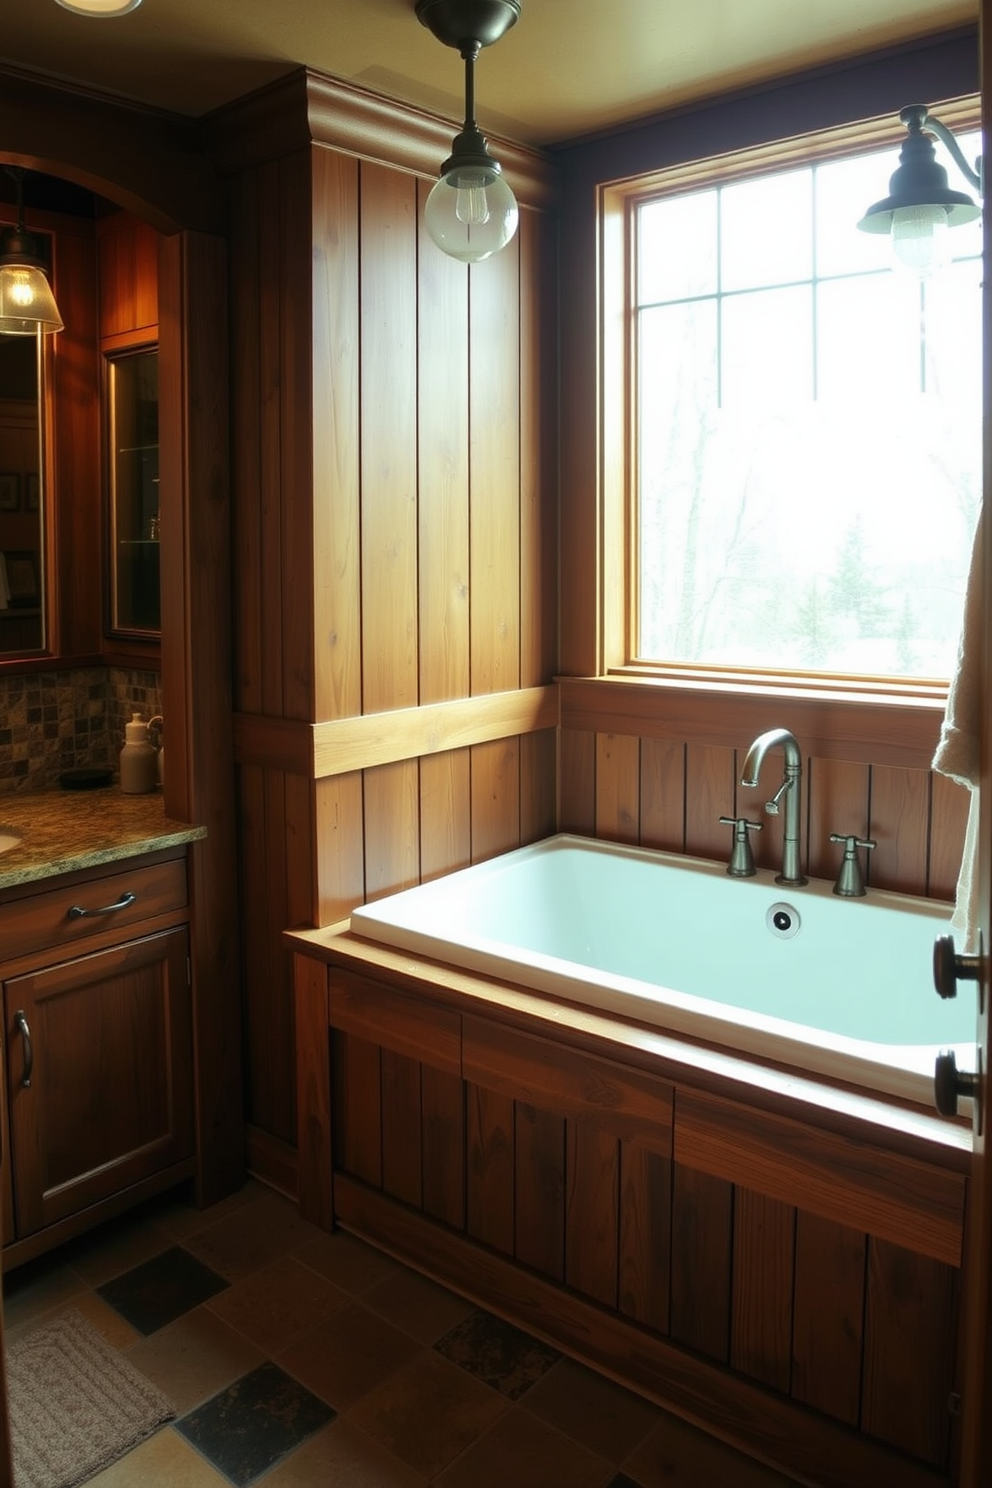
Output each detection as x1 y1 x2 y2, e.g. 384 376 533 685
857 104 983 276
416 0 520 263
0 169 63 335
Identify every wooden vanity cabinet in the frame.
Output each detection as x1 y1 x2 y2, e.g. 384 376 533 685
0 848 196 1263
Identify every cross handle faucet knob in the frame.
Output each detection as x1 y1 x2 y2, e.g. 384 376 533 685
719 815 763 878
828 833 877 897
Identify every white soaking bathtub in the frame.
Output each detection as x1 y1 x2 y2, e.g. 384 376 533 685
349 833 977 1106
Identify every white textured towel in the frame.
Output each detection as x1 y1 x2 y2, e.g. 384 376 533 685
933 508 983 950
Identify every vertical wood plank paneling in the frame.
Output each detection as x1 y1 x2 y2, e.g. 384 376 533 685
420 751 472 883
619 1139 672 1335
228 171 263 714
258 158 286 718
312 147 362 721
417 183 470 707
670 1164 733 1362
869 764 930 894
730 1189 795 1392
240 765 273 1133
685 744 737 862
466 1082 515 1254
422 1066 465 1230
470 737 521 863
515 1103 565 1281
790 1211 865 1426
862 1238 957 1467
280 148 316 720
565 1119 620 1307
595 733 640 844
639 739 685 851
520 729 557 844
928 771 970 901
364 760 420 900
284 772 315 930
519 208 558 689
315 774 366 925
294 953 332 1230
263 769 295 1142
560 728 596 835
333 1032 381 1186
360 162 419 714
806 756 870 884
469 240 521 697
381 1050 423 1208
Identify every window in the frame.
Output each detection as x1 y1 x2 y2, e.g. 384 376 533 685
628 114 981 684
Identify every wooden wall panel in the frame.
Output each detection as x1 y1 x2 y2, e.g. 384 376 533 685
97 212 159 338
618 1140 672 1334
422 1067 464 1229
314 774 365 924
559 727 596 835
470 737 521 863
229 168 263 715
790 1211 865 1426
420 751 472 883
520 729 557 844
363 761 419 901
862 1238 957 1467
731 1189 795 1392
360 163 419 714
518 208 558 691
381 1050 422 1207
928 771 970 900
685 744 737 862
312 147 361 722
869 765 931 896
333 1032 381 1186
639 738 684 851
466 1083 514 1254
670 1163 733 1362
595 733 640 844
469 241 521 697
806 756 870 883
565 1119 619 1306
515 1103 565 1281
258 158 288 719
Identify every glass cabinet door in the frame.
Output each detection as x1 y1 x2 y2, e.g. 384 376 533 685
108 346 159 635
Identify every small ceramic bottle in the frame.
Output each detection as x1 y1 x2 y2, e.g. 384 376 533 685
119 713 159 794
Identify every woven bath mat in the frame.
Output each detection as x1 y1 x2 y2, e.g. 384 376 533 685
7 1308 176 1488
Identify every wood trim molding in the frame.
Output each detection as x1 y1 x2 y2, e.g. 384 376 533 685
330 970 461 1076
234 685 559 778
205 66 559 211
676 1086 965 1267
559 675 944 769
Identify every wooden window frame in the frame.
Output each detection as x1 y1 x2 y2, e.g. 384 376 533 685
598 94 981 714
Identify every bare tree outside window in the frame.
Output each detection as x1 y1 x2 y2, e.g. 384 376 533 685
635 133 981 680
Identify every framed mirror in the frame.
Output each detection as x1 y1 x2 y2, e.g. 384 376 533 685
0 334 44 654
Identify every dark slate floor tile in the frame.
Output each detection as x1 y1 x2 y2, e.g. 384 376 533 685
434 1308 560 1400
176 1360 336 1486
97 1245 229 1335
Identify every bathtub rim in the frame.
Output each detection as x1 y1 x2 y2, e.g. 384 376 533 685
346 832 972 1112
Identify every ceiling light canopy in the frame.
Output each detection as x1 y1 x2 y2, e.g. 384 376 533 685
416 0 521 264
857 104 982 276
0 169 63 336
54 0 142 14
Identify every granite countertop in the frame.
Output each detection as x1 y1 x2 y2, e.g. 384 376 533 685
0 788 206 890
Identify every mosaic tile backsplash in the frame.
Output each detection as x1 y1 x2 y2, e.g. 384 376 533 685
0 667 162 793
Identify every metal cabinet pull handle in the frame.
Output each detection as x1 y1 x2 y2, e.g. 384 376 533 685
67 891 136 921
14 1010 32 1088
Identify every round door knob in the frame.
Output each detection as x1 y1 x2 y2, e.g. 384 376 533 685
933 934 981 1000
934 1049 979 1118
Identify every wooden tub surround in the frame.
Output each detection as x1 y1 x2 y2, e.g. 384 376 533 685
288 925 970 1488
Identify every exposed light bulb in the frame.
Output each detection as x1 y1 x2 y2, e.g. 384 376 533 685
891 202 950 276
455 184 491 227
8 272 35 309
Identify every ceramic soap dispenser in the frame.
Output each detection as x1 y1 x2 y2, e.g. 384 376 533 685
119 713 158 794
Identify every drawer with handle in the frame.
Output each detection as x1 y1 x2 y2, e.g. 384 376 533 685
0 856 188 962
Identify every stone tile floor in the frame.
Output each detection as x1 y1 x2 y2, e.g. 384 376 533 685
2 1180 800 1486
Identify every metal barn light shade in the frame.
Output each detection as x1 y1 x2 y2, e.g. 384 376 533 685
0 171 63 335
857 104 982 276
416 0 521 263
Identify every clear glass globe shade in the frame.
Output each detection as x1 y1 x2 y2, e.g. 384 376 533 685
424 168 519 264
890 203 950 277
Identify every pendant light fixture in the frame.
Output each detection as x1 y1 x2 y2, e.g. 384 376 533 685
857 105 982 276
0 169 63 336
54 1 143 15
416 0 521 263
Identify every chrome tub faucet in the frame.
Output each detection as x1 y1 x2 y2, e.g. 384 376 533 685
739 727 808 887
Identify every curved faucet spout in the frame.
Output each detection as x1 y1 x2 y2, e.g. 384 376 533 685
739 727 807 887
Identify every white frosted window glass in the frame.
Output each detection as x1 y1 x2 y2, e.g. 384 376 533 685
816 274 920 404
720 170 812 291
720 285 813 410
816 151 900 277
638 191 718 304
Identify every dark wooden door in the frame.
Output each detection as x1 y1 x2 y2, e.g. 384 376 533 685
3 927 193 1237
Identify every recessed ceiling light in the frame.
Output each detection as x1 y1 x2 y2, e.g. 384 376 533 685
54 0 142 15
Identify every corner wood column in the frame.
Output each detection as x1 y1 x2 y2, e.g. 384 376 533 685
159 229 245 1205
295 952 333 1230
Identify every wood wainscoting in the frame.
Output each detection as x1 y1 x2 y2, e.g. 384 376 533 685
290 928 971 1488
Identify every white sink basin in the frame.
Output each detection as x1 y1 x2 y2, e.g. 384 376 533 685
0 832 21 854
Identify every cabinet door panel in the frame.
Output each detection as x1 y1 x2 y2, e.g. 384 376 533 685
5 927 193 1237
